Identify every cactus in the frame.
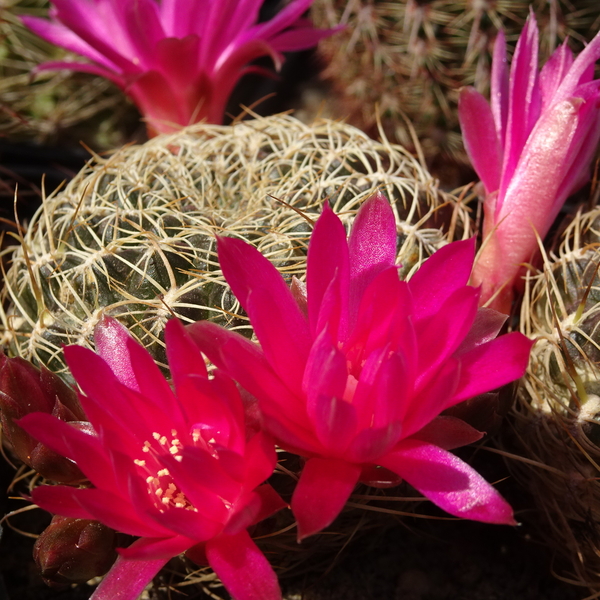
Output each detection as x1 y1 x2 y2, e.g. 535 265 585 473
310 0 600 180
509 204 600 588
0 115 471 381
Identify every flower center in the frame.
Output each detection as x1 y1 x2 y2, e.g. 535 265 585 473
136 429 197 513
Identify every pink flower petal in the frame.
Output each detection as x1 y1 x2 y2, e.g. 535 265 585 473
379 440 515 524
245 286 310 392
455 307 507 355
539 41 574 111
31 485 96 521
458 87 503 194
408 238 476 322
242 431 279 491
346 421 403 464
307 202 349 337
348 192 397 324
164 318 208 386
93 316 139 392
490 29 508 145
291 457 361 540
206 530 282 600
303 330 347 413
312 394 358 454
116 535 194 560
217 235 311 373
453 332 534 403
89 552 167 600
501 11 541 194
411 416 483 450
18 413 118 491
415 286 479 379
187 321 308 427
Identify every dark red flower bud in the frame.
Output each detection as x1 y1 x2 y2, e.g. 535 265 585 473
0 353 87 482
34 516 118 587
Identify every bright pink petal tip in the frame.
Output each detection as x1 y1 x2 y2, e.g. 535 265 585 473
381 441 515 525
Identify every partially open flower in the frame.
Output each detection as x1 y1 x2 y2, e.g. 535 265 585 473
459 11 600 312
22 0 337 135
189 192 534 540
19 317 285 600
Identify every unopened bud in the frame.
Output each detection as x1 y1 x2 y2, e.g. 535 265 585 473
0 353 86 482
34 516 117 587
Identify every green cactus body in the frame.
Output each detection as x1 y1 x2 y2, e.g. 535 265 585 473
0 115 470 380
310 0 600 179
512 205 600 587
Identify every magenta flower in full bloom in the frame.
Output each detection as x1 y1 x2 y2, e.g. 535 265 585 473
22 0 335 135
18 317 285 600
189 192 533 540
459 12 600 313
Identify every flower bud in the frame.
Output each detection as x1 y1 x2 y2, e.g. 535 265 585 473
34 516 118 587
0 353 86 482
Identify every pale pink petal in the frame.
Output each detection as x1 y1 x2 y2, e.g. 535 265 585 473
379 440 515 524
206 530 282 600
93 316 139 392
292 457 361 540
458 87 503 194
89 553 168 600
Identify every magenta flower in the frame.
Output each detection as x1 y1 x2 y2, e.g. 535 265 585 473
22 0 335 135
18 316 285 600
459 12 600 313
189 192 533 540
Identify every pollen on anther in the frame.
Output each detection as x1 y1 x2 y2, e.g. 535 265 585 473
157 468 170 477
133 459 146 467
